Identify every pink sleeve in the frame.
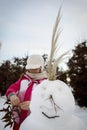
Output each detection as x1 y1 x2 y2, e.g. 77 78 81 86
5 78 21 98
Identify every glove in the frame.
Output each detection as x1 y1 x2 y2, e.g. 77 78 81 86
19 101 30 110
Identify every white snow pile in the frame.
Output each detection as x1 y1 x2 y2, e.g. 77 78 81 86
20 79 87 130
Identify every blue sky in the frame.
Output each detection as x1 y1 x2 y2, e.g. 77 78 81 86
0 0 87 65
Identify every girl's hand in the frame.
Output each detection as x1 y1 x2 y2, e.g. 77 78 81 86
19 101 30 110
10 95 20 106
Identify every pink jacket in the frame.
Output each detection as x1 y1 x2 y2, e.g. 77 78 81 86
6 74 46 124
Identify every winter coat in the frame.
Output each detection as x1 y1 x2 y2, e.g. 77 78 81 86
6 74 46 124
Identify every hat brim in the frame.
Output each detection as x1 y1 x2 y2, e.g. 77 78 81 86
26 64 41 69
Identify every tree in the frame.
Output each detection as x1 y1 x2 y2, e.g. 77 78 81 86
67 41 87 107
0 56 28 96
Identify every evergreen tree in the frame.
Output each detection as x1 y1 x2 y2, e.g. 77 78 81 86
0 56 27 96
67 41 87 107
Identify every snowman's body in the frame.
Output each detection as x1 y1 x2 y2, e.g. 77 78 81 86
20 79 86 130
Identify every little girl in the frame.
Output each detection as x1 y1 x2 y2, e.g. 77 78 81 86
6 54 47 130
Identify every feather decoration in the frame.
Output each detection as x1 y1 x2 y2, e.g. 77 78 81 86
47 7 68 80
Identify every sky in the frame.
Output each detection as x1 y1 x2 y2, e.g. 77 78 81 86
0 0 87 64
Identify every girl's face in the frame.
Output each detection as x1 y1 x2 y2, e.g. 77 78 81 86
28 68 41 74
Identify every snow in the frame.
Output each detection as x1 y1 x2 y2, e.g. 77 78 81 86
0 80 87 130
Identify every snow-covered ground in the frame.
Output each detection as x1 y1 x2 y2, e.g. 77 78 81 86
0 97 87 130
0 95 87 130
74 105 87 125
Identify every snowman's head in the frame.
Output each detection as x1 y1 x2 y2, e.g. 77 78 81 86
30 79 75 119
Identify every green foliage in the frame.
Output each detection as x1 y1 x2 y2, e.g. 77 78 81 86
0 100 14 128
67 41 87 107
0 56 28 96
0 100 21 128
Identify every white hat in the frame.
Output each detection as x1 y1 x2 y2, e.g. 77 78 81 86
26 54 44 69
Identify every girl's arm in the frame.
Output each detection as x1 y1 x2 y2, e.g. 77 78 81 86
5 78 21 99
5 78 22 106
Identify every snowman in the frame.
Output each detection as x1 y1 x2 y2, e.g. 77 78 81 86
20 8 87 130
